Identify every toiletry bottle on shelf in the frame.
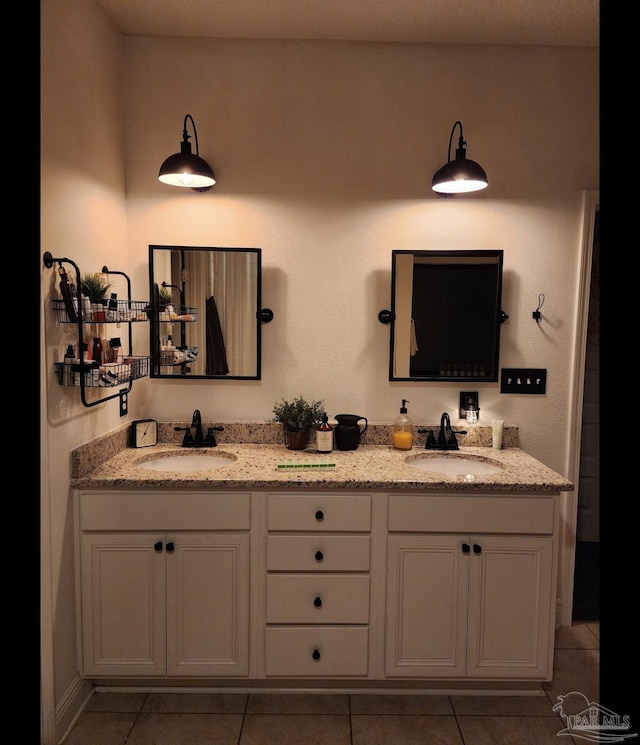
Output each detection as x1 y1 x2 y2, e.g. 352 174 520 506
316 415 334 454
57 264 78 322
161 334 176 365
63 344 76 385
108 337 122 363
393 399 413 450
107 293 118 321
91 337 104 365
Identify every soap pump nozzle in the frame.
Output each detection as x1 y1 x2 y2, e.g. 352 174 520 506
400 398 410 414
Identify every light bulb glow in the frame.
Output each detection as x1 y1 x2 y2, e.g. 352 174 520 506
465 408 478 424
433 179 488 194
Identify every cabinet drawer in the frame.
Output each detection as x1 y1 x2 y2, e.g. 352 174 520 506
388 495 554 534
265 627 369 676
267 535 370 571
266 575 370 623
267 494 371 532
79 491 251 531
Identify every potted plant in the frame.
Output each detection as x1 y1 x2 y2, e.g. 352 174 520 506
272 396 326 450
80 272 112 321
158 286 173 310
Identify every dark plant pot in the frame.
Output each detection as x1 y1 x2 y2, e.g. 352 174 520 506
283 429 309 450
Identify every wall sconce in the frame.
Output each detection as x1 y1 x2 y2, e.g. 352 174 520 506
158 114 216 192
459 392 480 423
432 121 488 196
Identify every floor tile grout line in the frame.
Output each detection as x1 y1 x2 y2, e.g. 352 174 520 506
123 691 148 745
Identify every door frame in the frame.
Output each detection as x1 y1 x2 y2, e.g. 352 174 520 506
559 189 599 626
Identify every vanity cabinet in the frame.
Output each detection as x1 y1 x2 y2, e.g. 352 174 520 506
75 485 559 686
385 494 556 680
77 491 250 678
263 493 372 677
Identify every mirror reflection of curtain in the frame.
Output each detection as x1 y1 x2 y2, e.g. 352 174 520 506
213 251 257 376
182 250 256 377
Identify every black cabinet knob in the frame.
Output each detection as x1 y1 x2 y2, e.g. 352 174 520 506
154 541 163 552
312 649 321 660
313 596 322 608
315 510 324 521
473 543 482 554
314 550 324 562
166 542 175 553
461 543 470 554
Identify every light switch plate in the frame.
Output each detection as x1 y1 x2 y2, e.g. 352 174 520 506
500 368 547 394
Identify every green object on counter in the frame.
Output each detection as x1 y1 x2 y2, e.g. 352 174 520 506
276 462 336 470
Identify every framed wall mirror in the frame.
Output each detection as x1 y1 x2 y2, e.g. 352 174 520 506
387 249 506 382
149 245 264 379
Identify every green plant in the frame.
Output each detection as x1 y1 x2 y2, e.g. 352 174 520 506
158 286 173 305
271 396 326 433
80 273 112 304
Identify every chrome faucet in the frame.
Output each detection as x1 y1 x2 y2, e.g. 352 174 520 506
420 412 467 450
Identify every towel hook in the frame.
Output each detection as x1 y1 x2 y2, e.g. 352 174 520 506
532 294 545 323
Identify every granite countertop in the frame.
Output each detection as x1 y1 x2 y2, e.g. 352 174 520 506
70 443 574 493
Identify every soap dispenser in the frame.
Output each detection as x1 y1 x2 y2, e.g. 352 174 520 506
393 399 413 450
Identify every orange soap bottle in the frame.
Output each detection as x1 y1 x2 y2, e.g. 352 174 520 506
393 399 413 450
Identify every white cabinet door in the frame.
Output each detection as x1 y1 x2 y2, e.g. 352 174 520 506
385 535 468 677
81 532 250 678
466 535 553 678
81 533 167 676
385 533 554 679
167 533 250 676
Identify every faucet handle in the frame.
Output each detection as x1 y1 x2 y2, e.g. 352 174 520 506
174 426 194 447
446 429 467 450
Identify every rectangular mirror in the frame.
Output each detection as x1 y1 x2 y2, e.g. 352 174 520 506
149 245 262 379
389 250 505 381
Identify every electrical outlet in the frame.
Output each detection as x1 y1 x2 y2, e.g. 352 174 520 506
119 390 129 416
500 368 547 394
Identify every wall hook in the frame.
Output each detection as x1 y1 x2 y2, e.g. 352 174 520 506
532 294 545 323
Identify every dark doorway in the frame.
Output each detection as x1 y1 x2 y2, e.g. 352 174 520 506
572 209 599 622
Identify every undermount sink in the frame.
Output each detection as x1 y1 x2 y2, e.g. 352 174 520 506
138 452 237 472
405 455 504 477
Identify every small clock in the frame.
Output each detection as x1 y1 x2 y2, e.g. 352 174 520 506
132 419 158 448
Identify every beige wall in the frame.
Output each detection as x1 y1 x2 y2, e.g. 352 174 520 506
40 0 598 739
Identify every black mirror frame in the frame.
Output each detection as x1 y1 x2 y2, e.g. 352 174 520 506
148 245 267 380
387 249 506 382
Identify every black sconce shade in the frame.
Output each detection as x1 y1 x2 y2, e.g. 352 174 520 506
158 114 216 191
432 121 488 195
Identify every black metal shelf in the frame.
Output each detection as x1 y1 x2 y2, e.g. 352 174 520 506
52 299 151 323
43 251 150 415
157 305 198 322
54 357 151 387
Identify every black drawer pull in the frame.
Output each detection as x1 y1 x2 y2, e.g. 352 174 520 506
313 596 322 608
473 543 482 554
314 550 324 562
166 542 175 553
312 649 321 661
154 541 163 552
461 543 470 554
315 510 324 521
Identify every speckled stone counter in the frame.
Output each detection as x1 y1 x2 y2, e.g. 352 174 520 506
71 442 573 493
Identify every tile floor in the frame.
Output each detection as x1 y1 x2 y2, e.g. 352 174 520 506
62 622 600 745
